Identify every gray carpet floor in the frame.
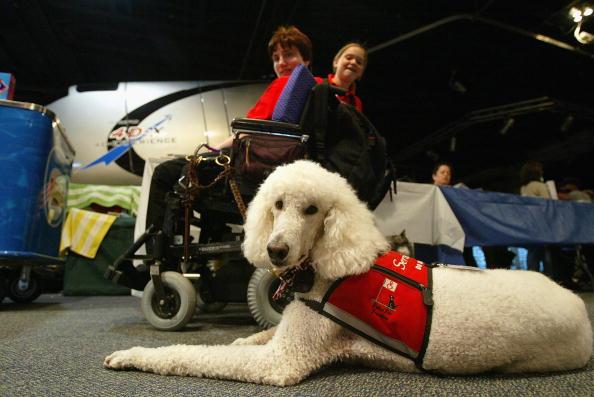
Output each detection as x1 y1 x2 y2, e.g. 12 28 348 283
1 293 592 397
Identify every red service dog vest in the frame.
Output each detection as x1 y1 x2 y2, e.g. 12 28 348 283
302 251 433 367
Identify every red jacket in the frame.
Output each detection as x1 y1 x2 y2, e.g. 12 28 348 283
327 73 363 113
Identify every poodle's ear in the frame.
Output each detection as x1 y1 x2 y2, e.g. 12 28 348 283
312 190 390 280
242 186 274 269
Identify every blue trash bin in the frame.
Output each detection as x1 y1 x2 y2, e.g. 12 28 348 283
0 100 75 263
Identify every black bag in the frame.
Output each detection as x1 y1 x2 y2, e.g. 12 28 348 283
304 83 394 209
330 104 393 209
232 132 308 183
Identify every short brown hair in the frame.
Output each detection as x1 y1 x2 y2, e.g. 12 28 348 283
267 25 313 64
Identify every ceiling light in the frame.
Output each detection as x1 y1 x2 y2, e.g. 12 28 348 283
425 150 439 162
574 22 594 44
499 118 515 135
450 80 467 94
569 4 594 23
560 115 574 132
448 71 467 94
570 7 582 18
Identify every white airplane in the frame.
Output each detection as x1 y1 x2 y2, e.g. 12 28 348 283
47 81 268 185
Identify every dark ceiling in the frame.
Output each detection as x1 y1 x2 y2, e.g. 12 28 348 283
2 0 594 191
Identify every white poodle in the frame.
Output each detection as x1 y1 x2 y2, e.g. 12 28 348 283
104 160 592 386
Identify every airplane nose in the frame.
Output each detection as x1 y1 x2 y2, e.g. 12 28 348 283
267 242 289 266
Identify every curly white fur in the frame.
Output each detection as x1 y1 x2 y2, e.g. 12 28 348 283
242 160 389 279
105 160 592 385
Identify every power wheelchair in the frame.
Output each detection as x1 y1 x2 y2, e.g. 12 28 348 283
105 70 372 331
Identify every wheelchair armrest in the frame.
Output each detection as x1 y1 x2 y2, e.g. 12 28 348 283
231 118 302 136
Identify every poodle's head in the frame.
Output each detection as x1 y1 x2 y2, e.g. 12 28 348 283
242 160 389 281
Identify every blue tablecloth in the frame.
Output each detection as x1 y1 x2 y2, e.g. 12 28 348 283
440 186 594 247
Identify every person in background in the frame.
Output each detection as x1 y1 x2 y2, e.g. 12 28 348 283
328 42 367 112
146 25 317 232
558 177 592 203
432 161 453 186
519 160 552 274
520 160 550 199
554 177 591 289
431 161 479 267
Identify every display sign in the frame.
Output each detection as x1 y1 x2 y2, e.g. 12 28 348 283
0 72 16 100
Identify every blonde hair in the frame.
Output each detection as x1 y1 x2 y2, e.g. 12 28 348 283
332 42 368 73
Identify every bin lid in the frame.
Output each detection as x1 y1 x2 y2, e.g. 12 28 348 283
0 99 75 156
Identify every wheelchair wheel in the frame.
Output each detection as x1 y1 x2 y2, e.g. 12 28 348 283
194 263 228 313
246 268 292 329
141 272 197 331
196 278 227 313
0 277 6 303
8 273 41 303
196 294 227 313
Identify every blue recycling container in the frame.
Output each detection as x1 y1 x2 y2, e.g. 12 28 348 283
0 100 75 263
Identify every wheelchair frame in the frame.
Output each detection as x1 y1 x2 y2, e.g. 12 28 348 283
105 82 349 330
105 124 309 330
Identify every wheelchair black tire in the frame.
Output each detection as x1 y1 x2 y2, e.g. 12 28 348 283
141 272 197 331
8 273 41 303
0 277 7 303
246 268 291 329
196 293 227 313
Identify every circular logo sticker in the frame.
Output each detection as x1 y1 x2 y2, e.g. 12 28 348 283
43 164 68 228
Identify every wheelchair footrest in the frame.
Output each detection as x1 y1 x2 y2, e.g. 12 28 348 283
104 261 150 291
104 224 158 290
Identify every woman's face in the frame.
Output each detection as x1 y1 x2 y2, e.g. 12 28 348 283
432 165 452 186
272 44 308 77
333 45 366 84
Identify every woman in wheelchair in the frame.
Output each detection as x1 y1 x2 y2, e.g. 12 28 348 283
145 25 319 236
105 25 323 317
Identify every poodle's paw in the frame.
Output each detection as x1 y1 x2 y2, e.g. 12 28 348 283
230 337 251 345
104 346 147 370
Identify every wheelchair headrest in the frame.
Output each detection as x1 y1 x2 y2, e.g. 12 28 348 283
272 64 317 124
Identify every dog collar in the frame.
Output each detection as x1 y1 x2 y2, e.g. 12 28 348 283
271 258 314 300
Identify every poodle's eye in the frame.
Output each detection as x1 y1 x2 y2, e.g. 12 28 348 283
275 200 283 210
304 205 318 215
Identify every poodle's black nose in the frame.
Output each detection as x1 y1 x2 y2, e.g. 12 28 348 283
267 242 289 266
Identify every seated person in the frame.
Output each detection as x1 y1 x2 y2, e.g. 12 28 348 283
214 27 324 150
145 25 320 234
327 42 367 112
432 161 453 186
558 177 591 203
